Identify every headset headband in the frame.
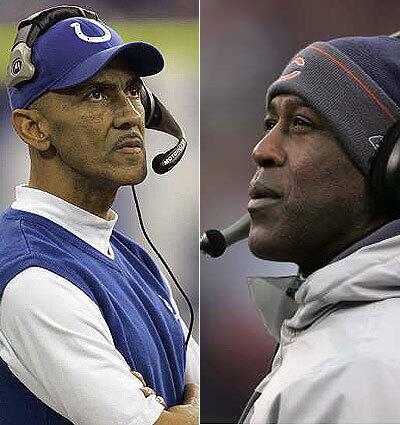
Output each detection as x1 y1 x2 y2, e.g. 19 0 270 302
6 6 99 87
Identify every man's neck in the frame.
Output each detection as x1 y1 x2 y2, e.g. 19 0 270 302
28 176 117 220
298 216 395 277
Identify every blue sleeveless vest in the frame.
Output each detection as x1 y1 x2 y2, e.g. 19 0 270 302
0 208 185 424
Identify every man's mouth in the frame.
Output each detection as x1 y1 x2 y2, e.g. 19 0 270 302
248 181 281 210
114 134 144 154
249 181 281 200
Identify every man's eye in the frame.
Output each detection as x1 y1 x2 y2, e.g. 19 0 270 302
127 85 140 97
263 119 277 133
86 89 105 102
293 116 311 128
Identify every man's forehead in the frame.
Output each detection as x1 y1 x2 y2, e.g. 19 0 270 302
61 58 140 93
88 56 139 83
267 94 315 113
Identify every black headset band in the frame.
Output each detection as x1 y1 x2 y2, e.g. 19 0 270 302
13 6 99 49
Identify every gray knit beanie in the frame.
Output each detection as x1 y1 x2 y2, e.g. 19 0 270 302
267 36 400 177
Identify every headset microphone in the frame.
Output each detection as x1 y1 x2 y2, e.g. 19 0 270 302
200 212 250 257
140 84 187 174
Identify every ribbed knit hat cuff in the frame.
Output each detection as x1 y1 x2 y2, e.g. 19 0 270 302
266 41 400 177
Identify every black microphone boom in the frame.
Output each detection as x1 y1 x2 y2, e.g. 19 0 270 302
200 212 250 257
141 84 188 174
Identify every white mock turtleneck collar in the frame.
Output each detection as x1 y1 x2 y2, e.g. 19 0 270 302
11 184 118 259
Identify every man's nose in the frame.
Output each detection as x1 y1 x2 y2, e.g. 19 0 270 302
113 95 143 130
252 127 286 167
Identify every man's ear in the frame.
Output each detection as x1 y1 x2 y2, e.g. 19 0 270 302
12 109 51 152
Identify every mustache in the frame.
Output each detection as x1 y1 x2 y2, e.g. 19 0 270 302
114 132 144 150
248 180 282 199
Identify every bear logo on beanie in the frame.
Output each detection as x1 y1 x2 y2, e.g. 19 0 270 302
278 56 305 82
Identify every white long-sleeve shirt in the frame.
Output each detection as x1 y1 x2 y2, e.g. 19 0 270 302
0 185 199 425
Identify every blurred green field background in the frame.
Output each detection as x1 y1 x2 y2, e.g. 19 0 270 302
0 20 198 79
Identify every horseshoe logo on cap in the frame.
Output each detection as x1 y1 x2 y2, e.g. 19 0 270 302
70 19 112 43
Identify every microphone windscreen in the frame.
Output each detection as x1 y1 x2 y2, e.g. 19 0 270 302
200 229 227 257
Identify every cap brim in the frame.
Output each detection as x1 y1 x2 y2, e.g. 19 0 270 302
51 42 164 90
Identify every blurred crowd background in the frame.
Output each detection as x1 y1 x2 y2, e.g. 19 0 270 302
201 0 400 423
0 0 198 338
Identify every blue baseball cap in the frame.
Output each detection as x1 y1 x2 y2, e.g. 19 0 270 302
7 17 164 110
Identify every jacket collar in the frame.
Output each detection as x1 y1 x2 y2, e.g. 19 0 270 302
331 218 400 262
249 218 400 340
248 276 301 341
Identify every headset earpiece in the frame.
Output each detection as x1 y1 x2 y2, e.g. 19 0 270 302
6 6 98 88
139 84 155 127
370 121 400 206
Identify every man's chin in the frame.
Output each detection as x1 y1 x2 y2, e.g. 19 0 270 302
248 229 289 262
117 165 147 186
248 238 274 260
129 170 147 186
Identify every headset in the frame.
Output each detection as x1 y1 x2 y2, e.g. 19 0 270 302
360 31 400 208
5 5 187 175
6 5 194 346
370 119 400 208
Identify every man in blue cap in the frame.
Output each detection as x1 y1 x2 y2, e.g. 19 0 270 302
243 34 400 423
0 6 198 425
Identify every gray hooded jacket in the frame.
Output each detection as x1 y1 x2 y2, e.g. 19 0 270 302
244 222 400 423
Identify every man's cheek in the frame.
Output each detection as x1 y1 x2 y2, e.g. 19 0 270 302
82 110 112 127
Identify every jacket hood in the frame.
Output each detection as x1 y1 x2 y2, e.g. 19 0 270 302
249 221 400 340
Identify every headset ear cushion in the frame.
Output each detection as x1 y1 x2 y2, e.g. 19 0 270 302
370 121 400 205
139 85 151 124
